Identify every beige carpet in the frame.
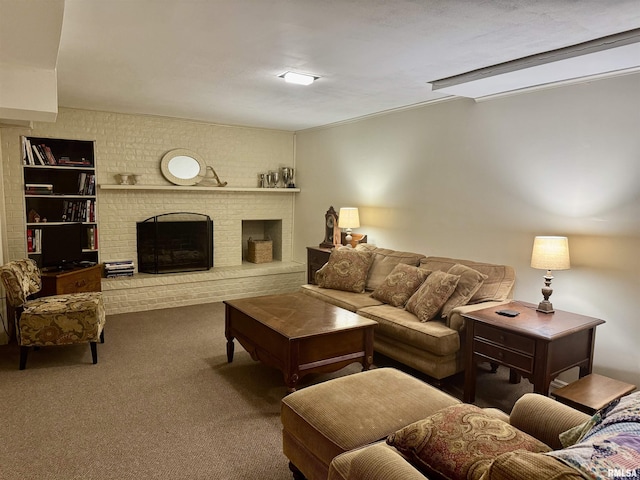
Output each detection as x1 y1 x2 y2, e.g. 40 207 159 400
0 301 533 479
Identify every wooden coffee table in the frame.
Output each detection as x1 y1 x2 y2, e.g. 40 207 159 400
224 292 376 392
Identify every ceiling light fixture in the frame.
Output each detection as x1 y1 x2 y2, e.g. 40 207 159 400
279 71 318 86
428 28 640 100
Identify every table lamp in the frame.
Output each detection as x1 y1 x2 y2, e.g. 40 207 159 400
338 208 360 247
530 236 570 313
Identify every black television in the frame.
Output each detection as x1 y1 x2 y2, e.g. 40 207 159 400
41 222 84 270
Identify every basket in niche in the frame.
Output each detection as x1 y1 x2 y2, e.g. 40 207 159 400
247 237 272 263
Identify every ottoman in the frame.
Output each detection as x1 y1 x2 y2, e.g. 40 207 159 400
281 368 461 480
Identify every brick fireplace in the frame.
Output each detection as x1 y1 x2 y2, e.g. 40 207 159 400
1 108 304 315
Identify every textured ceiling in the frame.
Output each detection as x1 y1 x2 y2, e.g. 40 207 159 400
4 0 640 131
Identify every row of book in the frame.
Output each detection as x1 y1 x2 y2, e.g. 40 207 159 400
23 137 91 166
104 260 134 278
26 226 98 253
62 199 96 223
26 229 42 253
78 173 96 195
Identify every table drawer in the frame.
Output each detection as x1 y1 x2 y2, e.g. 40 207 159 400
474 339 534 373
475 323 535 355
56 269 102 294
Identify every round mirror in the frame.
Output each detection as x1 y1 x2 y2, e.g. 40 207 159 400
160 149 207 185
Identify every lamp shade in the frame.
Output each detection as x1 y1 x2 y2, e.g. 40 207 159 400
530 236 570 271
338 208 360 229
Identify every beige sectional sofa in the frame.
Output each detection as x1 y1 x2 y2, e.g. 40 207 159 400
301 244 516 381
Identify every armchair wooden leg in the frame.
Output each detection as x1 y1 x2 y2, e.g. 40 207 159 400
100 330 105 344
90 342 98 364
19 346 29 370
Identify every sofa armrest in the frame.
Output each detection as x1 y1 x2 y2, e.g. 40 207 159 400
509 393 590 450
329 443 425 480
447 300 511 331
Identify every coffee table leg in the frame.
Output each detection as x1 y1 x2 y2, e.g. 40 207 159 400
226 337 235 363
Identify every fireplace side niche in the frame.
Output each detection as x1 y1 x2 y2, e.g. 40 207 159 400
242 220 282 262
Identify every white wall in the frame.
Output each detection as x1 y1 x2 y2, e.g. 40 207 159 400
294 73 640 385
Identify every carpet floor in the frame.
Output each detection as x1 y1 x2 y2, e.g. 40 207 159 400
0 301 534 479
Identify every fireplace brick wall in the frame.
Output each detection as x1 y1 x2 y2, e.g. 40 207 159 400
1 108 305 314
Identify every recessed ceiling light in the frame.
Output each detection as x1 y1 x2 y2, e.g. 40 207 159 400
279 71 318 86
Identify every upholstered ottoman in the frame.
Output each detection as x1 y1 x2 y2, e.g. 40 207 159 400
281 367 460 480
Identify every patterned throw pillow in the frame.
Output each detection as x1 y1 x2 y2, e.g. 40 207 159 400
405 270 460 322
371 264 431 307
440 264 488 319
387 404 551 480
316 248 374 293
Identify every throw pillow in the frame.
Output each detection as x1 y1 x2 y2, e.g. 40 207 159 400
440 264 488 319
370 264 431 307
405 270 460 322
364 248 426 291
387 404 551 480
316 248 374 293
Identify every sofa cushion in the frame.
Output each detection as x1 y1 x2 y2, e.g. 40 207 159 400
316 248 374 293
371 264 430 307
300 284 384 312
441 264 488 319
364 248 426 291
358 305 460 356
405 270 460 322
387 403 551 480
420 256 515 303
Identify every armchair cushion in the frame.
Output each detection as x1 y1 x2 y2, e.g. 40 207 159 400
20 292 106 346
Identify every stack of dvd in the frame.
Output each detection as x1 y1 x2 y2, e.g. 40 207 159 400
104 260 134 278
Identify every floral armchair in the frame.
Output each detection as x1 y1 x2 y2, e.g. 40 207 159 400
0 259 106 369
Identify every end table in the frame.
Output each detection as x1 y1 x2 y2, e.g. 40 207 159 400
462 301 605 403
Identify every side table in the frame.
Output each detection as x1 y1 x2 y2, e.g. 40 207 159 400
306 246 332 284
39 264 102 296
462 301 605 403
552 373 636 414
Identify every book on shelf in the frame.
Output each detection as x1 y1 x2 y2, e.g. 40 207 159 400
105 270 134 278
104 259 135 277
25 183 54 195
23 137 35 165
26 228 42 253
62 199 95 222
78 173 96 195
58 156 90 166
86 226 98 250
104 260 134 270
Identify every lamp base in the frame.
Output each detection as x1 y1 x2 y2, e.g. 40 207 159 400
536 300 555 314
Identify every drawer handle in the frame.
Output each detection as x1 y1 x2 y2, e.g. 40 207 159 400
497 351 504 359
499 335 505 342
75 279 87 287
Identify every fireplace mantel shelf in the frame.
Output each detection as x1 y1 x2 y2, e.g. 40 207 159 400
99 184 300 193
